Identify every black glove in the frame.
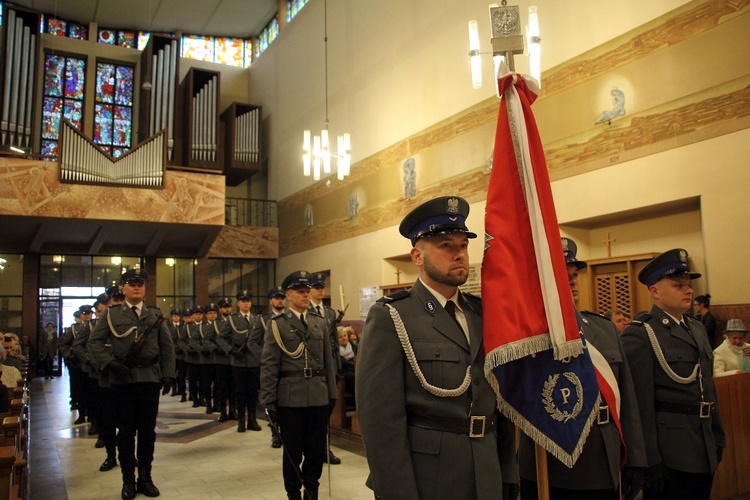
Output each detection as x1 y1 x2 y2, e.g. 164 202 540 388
502 482 519 500
622 467 645 500
265 404 278 426
717 446 724 464
329 399 336 416
161 377 175 396
107 359 131 379
644 462 667 494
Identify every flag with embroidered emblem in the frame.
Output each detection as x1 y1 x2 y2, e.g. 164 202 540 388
481 63 622 467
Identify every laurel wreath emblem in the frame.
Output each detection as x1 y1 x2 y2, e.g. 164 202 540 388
542 372 584 423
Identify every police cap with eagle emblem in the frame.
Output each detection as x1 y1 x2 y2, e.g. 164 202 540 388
282 270 312 290
120 268 148 285
638 248 702 287
561 237 587 270
399 196 477 246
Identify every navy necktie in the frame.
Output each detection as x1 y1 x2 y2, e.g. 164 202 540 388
445 300 463 332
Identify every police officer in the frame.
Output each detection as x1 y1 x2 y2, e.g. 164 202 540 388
217 290 263 432
195 304 218 413
210 298 232 421
519 238 646 500
307 273 342 465
356 196 515 499
88 269 175 500
166 308 182 396
183 307 203 406
261 271 338 500
71 304 99 435
59 310 84 413
176 308 194 402
216 297 237 419
621 249 725 499
254 286 286 448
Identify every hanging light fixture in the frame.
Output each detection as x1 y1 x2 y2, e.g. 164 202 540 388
302 0 351 181
468 2 541 90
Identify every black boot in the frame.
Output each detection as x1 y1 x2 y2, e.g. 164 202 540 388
205 397 213 414
287 492 302 500
192 399 200 408
217 405 227 422
121 468 136 500
237 411 246 433
325 450 342 464
88 421 99 435
74 412 86 425
304 488 318 500
136 465 161 497
179 393 187 402
247 414 261 431
100 454 117 472
95 436 105 448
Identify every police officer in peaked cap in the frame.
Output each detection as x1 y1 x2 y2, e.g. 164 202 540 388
88 268 175 500
519 238 646 499
261 271 338 499
357 196 517 499
621 249 725 499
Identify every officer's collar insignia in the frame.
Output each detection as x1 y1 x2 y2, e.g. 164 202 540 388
446 198 459 214
425 301 436 314
679 250 687 262
661 317 670 326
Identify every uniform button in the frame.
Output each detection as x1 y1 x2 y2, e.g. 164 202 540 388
435 352 441 358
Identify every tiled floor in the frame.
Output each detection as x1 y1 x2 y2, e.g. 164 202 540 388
29 375 374 499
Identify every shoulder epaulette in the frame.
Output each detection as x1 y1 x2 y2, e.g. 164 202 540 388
581 310 610 321
376 290 410 303
634 311 652 322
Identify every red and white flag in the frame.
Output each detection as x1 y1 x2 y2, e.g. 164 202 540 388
482 63 622 466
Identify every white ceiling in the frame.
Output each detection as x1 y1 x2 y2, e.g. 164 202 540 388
9 0 279 38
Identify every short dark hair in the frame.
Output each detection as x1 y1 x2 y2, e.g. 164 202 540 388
694 294 711 308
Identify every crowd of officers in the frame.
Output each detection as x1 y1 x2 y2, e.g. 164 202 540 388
58 269 342 500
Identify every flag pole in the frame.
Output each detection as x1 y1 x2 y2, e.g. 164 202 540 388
534 443 550 500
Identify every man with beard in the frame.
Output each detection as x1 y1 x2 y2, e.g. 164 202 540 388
356 196 517 500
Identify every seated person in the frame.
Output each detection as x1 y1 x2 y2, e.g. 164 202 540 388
337 327 356 409
713 318 750 376
609 309 631 334
0 345 21 388
347 328 359 355
0 337 22 372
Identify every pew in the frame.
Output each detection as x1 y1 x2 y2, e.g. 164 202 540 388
711 371 750 500
329 379 351 430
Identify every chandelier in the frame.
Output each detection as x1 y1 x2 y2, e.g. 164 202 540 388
303 0 351 181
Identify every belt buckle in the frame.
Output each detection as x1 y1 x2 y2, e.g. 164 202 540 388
699 401 712 419
469 416 486 438
597 405 610 425
303 367 313 379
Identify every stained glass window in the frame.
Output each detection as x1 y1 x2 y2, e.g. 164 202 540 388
182 35 214 61
94 62 134 156
41 54 85 158
287 0 310 22
244 40 253 68
46 18 66 36
256 16 278 58
137 32 151 51
68 22 87 40
118 31 136 48
98 29 116 44
215 38 244 67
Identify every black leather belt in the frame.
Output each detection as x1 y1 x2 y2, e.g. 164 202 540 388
407 413 497 438
655 400 714 419
281 368 326 379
